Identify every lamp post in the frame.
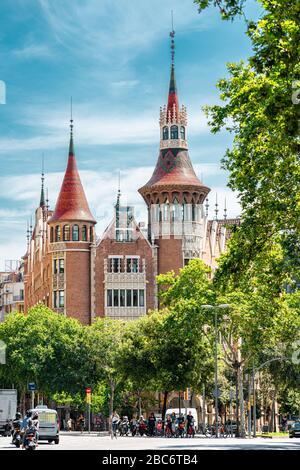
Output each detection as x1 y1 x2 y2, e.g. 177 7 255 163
201 304 230 438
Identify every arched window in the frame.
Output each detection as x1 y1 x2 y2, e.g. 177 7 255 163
72 224 79 241
180 126 185 140
163 126 169 140
55 225 61 242
170 125 178 139
63 225 70 241
50 227 54 243
82 225 87 241
163 197 169 221
182 197 188 221
192 203 196 222
172 196 181 221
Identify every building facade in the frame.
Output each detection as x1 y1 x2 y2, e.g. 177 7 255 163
0 265 24 322
23 34 239 324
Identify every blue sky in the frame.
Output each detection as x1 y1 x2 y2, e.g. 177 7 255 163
0 0 262 269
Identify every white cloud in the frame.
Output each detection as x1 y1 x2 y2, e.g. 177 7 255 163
38 0 214 64
12 43 53 59
0 103 211 153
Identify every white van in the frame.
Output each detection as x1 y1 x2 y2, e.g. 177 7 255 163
31 405 59 444
165 408 198 430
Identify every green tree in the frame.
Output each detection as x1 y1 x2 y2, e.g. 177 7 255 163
0 304 91 408
194 0 300 287
87 318 128 430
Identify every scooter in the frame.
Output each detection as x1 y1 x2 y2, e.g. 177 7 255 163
23 429 37 451
130 422 137 437
12 427 22 448
138 421 148 436
119 420 129 436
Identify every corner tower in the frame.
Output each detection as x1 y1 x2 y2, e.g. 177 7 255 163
48 118 96 324
138 30 210 274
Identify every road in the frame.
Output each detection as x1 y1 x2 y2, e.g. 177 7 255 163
1 434 300 450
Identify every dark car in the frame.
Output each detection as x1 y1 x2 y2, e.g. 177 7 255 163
289 421 300 438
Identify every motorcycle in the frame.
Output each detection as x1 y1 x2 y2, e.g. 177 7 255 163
176 422 185 438
138 421 148 436
12 427 22 448
130 422 137 437
23 429 37 451
186 424 195 438
119 420 129 437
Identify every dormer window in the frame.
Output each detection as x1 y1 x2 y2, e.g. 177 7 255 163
170 125 178 139
180 126 185 140
72 224 79 241
163 126 169 140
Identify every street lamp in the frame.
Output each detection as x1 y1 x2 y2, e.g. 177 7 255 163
201 304 230 438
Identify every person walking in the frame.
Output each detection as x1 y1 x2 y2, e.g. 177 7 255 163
148 413 156 436
78 414 85 433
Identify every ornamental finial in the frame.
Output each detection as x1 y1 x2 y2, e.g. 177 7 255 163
170 11 175 66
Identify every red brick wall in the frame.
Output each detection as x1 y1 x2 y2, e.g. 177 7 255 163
65 249 91 324
156 236 183 275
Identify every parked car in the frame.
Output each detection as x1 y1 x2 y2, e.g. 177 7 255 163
289 421 300 438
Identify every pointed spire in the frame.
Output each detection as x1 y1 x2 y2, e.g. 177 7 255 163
69 97 74 156
205 198 209 217
224 198 227 220
167 17 179 117
49 116 96 224
115 171 121 236
214 193 219 221
39 154 46 208
26 220 30 247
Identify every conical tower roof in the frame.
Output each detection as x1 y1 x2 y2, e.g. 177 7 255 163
49 125 96 224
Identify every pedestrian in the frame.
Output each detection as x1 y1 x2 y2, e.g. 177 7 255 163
148 413 156 436
78 414 85 433
111 411 120 438
67 418 72 432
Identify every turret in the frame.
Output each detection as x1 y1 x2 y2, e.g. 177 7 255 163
138 30 210 274
48 118 96 324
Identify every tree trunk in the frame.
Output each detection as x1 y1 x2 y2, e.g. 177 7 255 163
238 364 246 437
162 391 168 425
109 380 115 434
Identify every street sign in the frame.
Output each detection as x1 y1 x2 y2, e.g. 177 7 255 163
213 388 221 398
28 383 36 391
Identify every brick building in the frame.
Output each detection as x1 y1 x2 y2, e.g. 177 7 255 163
24 33 239 324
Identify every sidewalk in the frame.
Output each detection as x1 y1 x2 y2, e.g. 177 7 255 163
60 430 109 437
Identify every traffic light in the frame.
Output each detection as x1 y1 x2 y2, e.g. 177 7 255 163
183 388 191 401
